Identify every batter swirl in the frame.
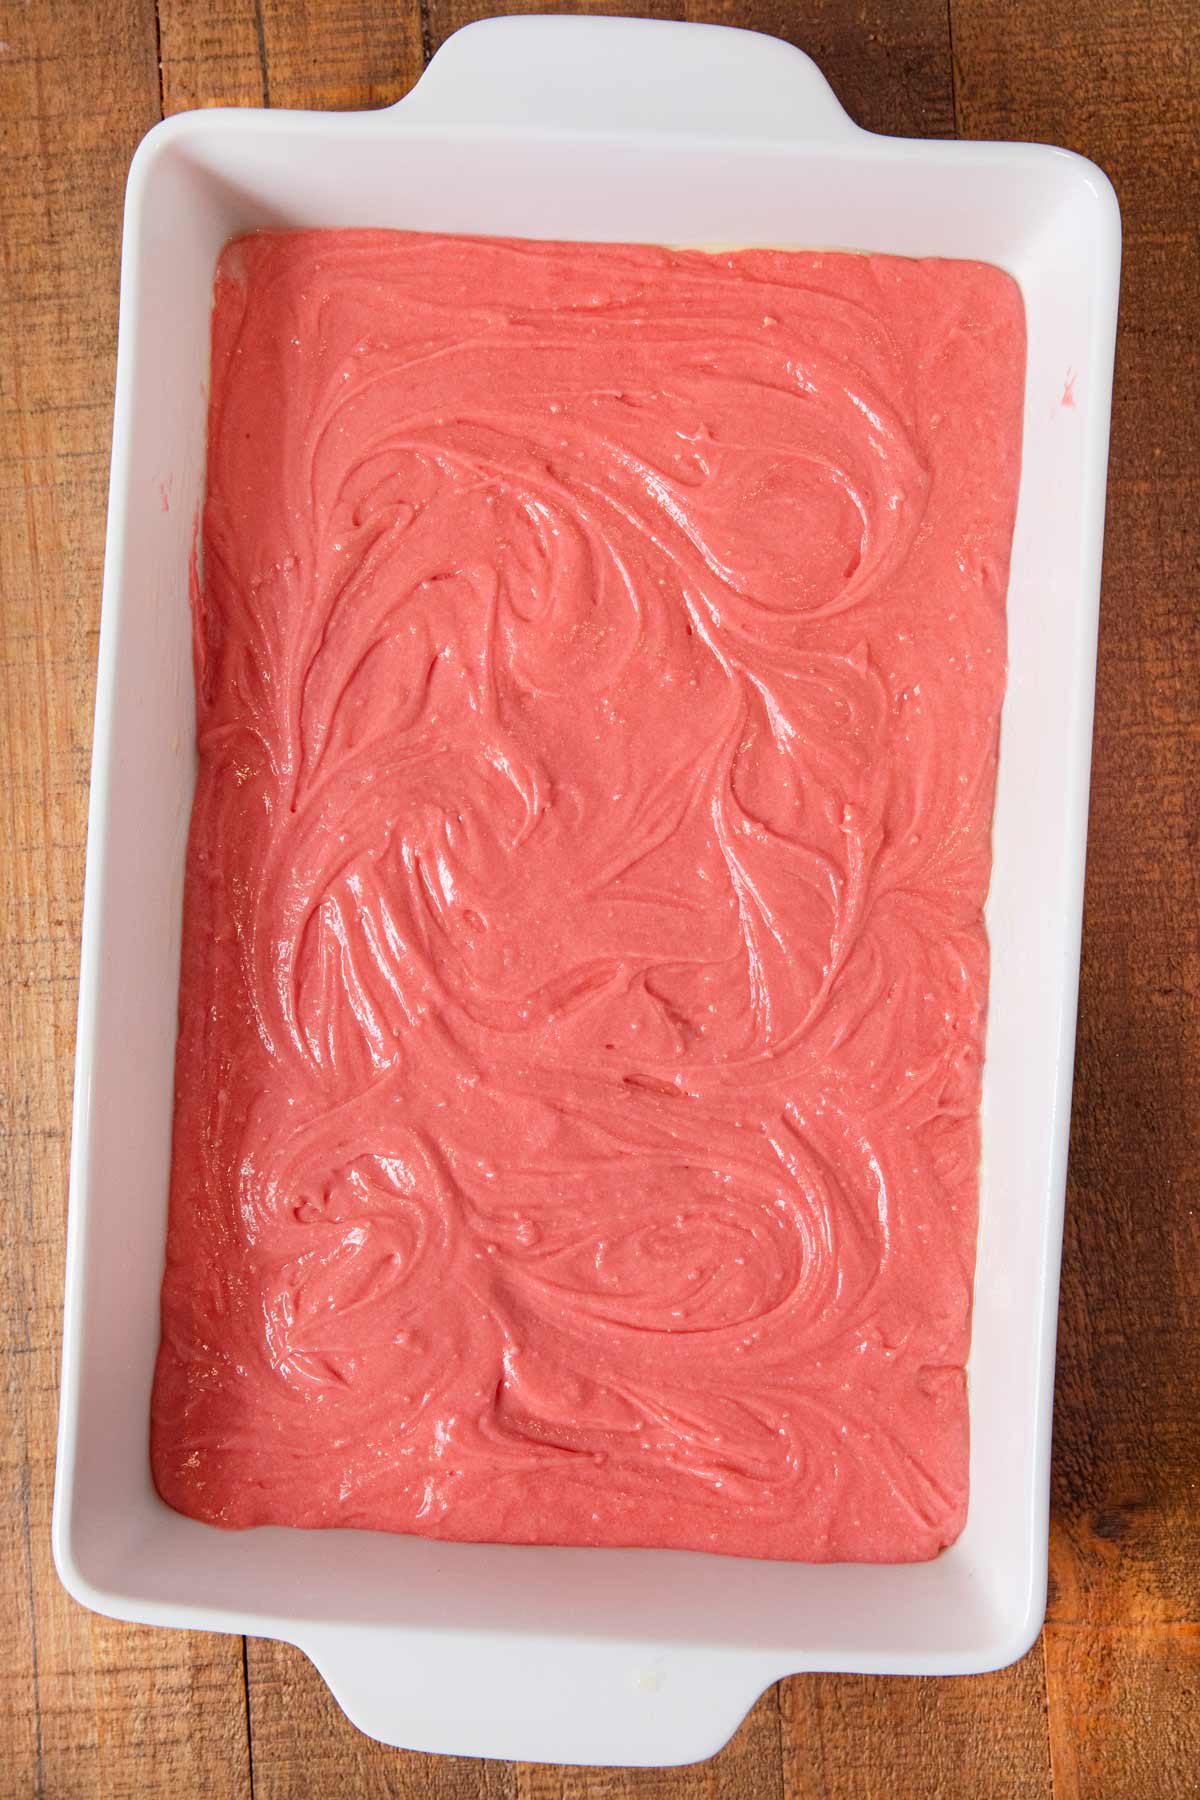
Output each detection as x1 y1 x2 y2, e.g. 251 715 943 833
153 231 1024 1561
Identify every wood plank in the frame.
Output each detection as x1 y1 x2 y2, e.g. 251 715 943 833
85 1626 252 1800
0 0 253 1795
1044 1625 1200 1800
421 0 956 138
158 0 267 111
255 0 425 111
950 0 1200 1632
160 0 424 113
778 1649 1053 1800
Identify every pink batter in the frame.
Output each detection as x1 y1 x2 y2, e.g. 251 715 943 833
153 230 1024 1561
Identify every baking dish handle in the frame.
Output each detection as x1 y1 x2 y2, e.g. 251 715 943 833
391 15 860 144
296 1624 777 1767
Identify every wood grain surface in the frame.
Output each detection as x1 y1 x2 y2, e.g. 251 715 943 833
1 1 1195 1794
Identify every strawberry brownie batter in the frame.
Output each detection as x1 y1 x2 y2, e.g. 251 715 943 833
153 230 1025 1561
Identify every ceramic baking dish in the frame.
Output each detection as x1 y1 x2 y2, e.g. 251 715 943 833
54 14 1120 1767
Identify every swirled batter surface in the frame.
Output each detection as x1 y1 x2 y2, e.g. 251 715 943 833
153 230 1024 1561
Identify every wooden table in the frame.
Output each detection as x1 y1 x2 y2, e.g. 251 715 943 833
2 1 1196 1793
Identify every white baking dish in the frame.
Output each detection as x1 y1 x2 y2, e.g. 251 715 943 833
54 14 1120 1767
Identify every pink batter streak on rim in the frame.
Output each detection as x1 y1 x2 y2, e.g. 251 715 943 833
152 229 1026 1563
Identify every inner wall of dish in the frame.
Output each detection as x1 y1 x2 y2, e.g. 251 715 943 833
69 120 1104 1653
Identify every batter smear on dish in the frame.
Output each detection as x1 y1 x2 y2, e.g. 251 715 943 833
154 230 1025 1561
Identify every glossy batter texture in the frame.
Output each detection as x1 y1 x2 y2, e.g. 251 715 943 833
153 230 1025 1561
